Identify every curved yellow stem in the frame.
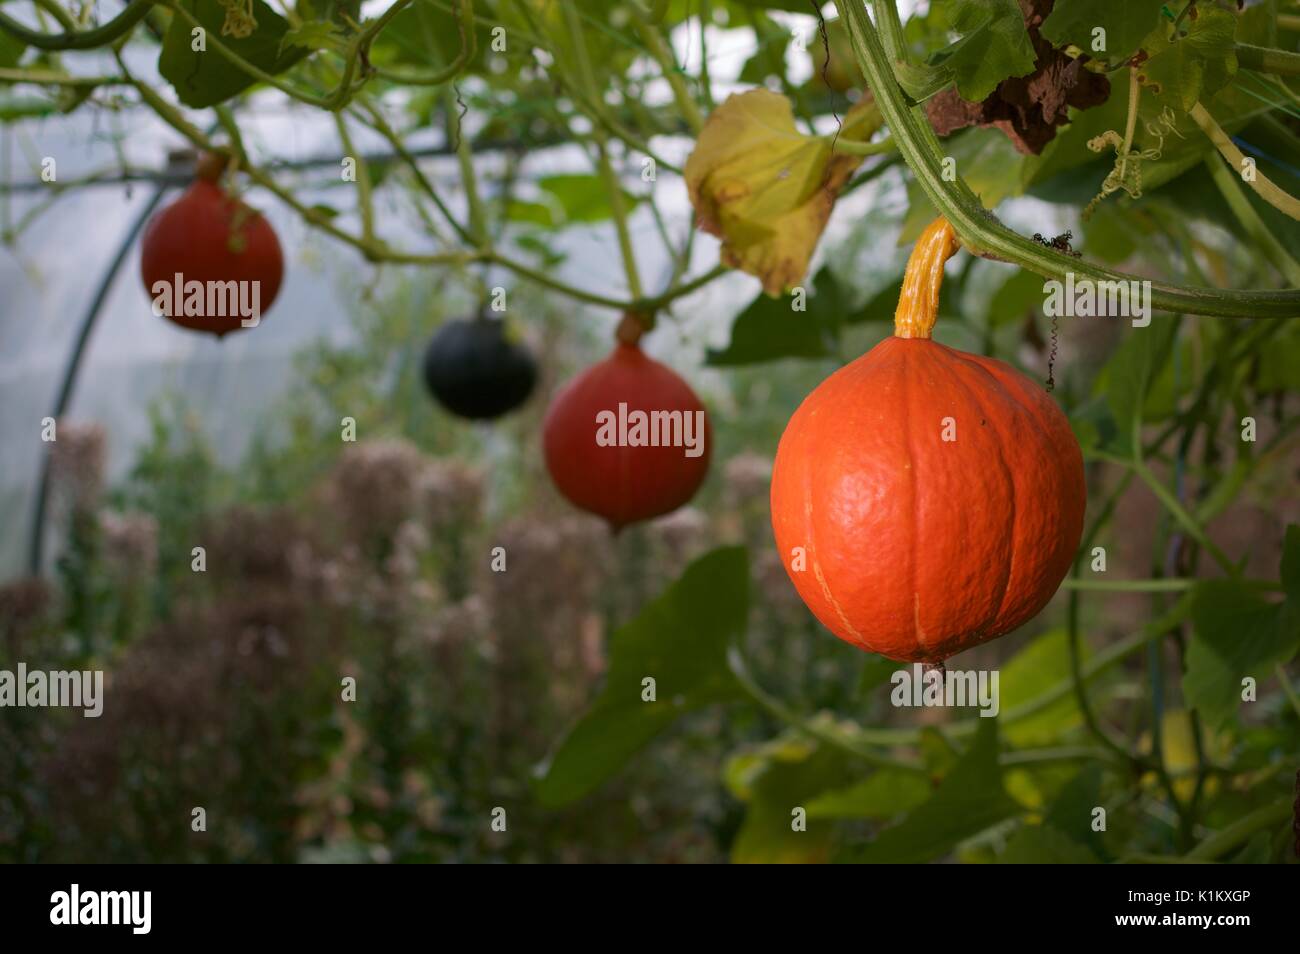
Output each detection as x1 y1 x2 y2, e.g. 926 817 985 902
893 217 961 340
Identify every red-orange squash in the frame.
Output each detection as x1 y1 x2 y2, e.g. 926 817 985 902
140 158 284 337
544 323 711 531
770 218 1086 663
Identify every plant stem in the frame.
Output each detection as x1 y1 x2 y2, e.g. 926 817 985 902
633 12 704 133
0 67 127 86
334 113 375 244
483 251 635 309
831 135 896 156
1235 42 1300 77
1061 578 1191 592
1186 799 1292 860
354 98 476 247
373 0 475 84
1067 471 1146 768
1190 102 1300 221
1061 577 1280 593
844 597 1192 748
637 263 729 312
123 63 470 265
0 0 153 50
727 649 928 773
596 141 644 300
833 0 1300 319
563 3 644 302
1097 452 1237 579
1202 154 1300 284
443 84 490 248
1276 664 1300 721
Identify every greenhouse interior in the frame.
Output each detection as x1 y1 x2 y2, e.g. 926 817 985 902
0 0 1297 882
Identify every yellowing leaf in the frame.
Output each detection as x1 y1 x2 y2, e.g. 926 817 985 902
685 89 881 295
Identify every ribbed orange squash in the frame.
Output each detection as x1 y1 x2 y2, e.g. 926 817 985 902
770 218 1086 663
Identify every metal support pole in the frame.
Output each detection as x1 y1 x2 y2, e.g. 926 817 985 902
26 179 172 575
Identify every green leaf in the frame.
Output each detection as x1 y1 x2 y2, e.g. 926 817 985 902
1229 831 1273 864
999 629 1085 747
159 0 310 108
846 718 1020 863
1082 200 1145 264
0 30 25 69
927 0 1037 103
893 59 952 104
917 725 961 775
534 546 749 807
536 174 642 224
804 769 932 820
1040 0 1166 65
1184 530 1300 729
706 267 845 365
503 199 557 228
725 724 858 863
1282 525 1300 603
371 0 491 73
998 822 1101 863
280 21 345 55
1094 317 1178 452
1042 764 1105 850
987 267 1045 327
1137 7 1238 114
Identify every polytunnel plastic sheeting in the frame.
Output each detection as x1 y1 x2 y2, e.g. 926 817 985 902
0 93 371 579
0 120 695 580
0 177 365 577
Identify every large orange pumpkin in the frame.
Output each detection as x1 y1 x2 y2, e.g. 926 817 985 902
770 218 1086 663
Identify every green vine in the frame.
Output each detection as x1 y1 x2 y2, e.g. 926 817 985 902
834 0 1300 320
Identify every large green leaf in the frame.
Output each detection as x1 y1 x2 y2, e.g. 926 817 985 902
370 0 493 74
804 768 932 820
999 629 1085 747
536 174 642 224
845 718 1020 863
1040 0 1166 65
923 0 1037 103
998 821 1101 863
1184 527 1300 728
986 267 1046 328
159 0 312 108
1137 6 1238 114
707 267 848 365
1093 316 1178 452
724 723 858 863
533 546 749 807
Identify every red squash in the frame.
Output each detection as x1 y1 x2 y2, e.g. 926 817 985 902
543 322 711 531
140 160 284 337
769 218 1086 663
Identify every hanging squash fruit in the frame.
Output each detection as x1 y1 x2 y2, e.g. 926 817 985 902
769 218 1086 664
422 312 538 420
543 315 711 531
140 154 284 337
